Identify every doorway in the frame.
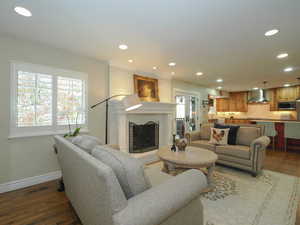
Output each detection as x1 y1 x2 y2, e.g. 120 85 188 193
174 91 200 138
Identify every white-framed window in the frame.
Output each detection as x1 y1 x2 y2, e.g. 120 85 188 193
10 62 88 138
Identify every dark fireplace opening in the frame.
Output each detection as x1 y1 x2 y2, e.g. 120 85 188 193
129 121 159 153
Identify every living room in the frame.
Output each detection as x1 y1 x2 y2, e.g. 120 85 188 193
0 1 300 225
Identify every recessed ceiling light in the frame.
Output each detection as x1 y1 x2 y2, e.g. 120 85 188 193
216 86 222 90
118 44 128 50
253 87 259 90
153 66 157 70
168 62 176 67
284 84 291 87
128 59 133 63
277 53 288 59
284 67 293 72
196 72 203 76
14 6 32 17
264 29 279 37
216 79 223 83
171 72 175 75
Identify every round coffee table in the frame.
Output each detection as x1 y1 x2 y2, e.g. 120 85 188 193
157 146 218 192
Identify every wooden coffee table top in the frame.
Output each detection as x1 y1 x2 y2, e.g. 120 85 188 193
157 146 218 167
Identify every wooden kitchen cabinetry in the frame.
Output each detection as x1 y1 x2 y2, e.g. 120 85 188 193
216 91 248 112
229 91 248 112
216 98 229 112
276 86 298 102
268 88 278 111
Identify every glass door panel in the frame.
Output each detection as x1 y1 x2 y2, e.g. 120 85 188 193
175 94 199 138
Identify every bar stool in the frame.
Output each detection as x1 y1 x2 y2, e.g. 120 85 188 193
256 121 277 151
284 122 300 152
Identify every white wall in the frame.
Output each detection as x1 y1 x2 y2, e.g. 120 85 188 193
0 35 109 184
109 66 217 125
109 66 172 102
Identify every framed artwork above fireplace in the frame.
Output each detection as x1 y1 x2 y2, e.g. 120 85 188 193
134 74 160 102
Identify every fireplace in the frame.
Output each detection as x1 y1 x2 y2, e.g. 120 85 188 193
129 121 159 153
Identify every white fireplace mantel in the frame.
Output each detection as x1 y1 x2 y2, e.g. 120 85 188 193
108 101 176 153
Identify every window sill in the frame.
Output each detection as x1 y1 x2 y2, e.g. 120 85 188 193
8 129 90 139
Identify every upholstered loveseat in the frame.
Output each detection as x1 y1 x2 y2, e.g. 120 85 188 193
54 135 207 225
185 123 270 176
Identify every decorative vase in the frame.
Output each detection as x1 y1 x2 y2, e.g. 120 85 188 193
176 138 188 151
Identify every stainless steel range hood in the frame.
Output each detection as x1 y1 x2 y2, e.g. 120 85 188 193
248 89 269 103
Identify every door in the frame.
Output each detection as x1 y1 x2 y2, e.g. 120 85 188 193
175 93 199 138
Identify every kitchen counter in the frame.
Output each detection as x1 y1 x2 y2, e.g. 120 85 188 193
250 120 300 123
219 117 300 123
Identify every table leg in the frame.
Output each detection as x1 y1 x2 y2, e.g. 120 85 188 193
207 163 215 190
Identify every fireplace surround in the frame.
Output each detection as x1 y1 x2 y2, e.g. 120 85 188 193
129 121 159 153
108 101 176 153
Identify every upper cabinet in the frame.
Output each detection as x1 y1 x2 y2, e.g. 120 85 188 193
268 88 278 111
229 91 248 112
216 98 229 112
216 91 248 112
276 86 299 102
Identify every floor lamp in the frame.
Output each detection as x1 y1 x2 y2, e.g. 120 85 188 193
90 94 142 144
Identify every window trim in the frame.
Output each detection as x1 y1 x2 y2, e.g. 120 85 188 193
9 61 89 138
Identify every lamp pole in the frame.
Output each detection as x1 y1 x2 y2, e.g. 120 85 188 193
91 95 124 145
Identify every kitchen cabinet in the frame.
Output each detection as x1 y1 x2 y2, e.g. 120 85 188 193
225 118 251 124
216 91 248 112
229 91 248 112
276 86 298 102
216 98 229 112
268 88 278 111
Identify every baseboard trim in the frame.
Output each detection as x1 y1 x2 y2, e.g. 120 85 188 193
0 170 62 194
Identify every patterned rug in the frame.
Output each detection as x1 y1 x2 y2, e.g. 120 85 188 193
146 164 300 225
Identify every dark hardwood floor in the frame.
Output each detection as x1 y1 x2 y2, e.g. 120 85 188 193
0 150 300 225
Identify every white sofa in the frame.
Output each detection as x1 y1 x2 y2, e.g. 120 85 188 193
54 135 207 225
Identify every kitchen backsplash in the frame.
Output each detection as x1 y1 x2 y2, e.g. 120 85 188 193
216 103 297 120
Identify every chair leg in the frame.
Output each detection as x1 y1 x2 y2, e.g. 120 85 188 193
272 136 275 151
284 138 287 152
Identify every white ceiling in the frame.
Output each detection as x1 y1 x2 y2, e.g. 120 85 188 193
0 0 300 91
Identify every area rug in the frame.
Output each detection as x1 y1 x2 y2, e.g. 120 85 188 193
146 164 300 225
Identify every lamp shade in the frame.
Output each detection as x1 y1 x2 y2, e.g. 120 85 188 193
122 94 142 111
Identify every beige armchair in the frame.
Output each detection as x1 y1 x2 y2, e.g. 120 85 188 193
185 123 270 176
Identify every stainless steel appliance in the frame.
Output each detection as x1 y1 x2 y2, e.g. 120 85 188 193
248 81 269 103
278 101 296 110
297 100 300 120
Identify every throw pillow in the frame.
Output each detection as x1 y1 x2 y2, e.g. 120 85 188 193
71 135 102 154
91 145 151 199
214 123 240 145
209 128 230 145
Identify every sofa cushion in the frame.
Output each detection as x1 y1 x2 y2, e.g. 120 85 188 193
92 146 151 199
71 135 102 154
214 123 240 145
190 140 216 151
216 145 251 160
236 127 261 146
200 123 213 140
209 128 230 145
217 154 252 166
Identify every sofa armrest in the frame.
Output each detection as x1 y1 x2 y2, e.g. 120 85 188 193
250 136 270 151
250 136 270 174
113 169 207 225
185 131 201 144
